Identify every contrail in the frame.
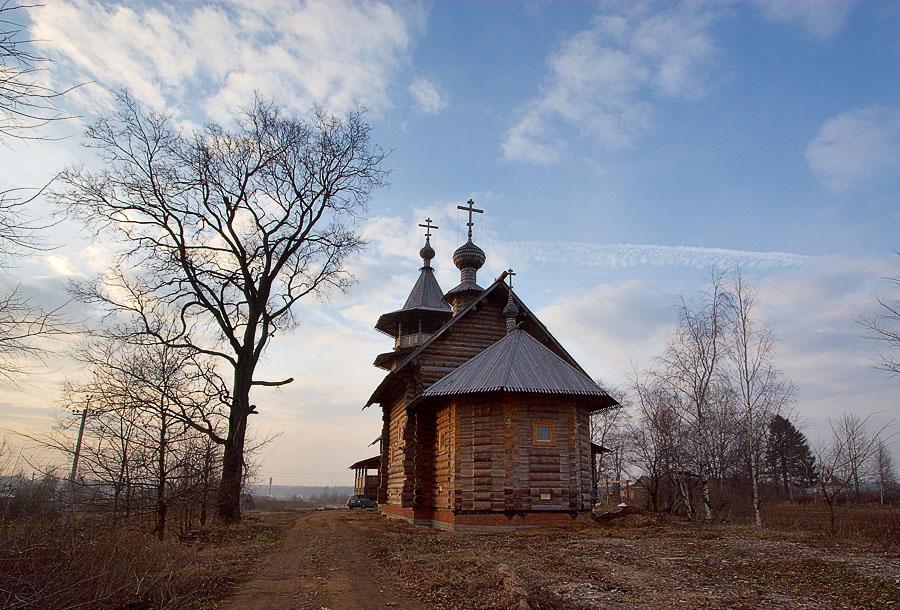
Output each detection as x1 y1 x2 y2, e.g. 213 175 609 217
506 242 811 270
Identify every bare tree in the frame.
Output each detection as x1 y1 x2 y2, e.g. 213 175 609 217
53 91 386 520
657 272 730 521
726 272 793 526
861 269 900 377
629 370 682 512
64 310 228 536
0 4 71 385
1 1 73 140
833 413 875 502
591 381 630 498
0 188 67 385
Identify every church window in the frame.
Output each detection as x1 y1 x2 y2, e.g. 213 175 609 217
533 421 555 446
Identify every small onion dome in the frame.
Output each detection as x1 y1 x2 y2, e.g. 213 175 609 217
453 238 486 271
419 240 435 264
502 294 519 318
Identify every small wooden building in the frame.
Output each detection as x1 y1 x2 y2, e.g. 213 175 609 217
349 455 380 499
363 205 618 531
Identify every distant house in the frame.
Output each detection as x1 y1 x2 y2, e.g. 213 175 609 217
359 205 618 531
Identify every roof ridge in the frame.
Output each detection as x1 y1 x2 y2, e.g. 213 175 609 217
501 328 522 385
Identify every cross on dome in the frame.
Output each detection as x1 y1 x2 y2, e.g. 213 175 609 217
458 199 483 240
419 217 438 240
506 268 516 289
418 217 438 267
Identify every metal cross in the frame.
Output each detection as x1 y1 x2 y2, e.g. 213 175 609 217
418 217 438 240
457 198 484 240
506 268 516 288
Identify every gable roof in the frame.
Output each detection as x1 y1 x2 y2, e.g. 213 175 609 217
408 329 616 410
364 277 594 408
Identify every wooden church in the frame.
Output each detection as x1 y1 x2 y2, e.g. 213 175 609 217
360 201 618 531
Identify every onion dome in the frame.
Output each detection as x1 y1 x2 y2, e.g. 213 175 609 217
452 238 486 272
419 241 435 266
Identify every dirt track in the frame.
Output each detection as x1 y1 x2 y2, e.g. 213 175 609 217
223 509 431 610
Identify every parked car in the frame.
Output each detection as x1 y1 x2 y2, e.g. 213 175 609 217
347 495 378 509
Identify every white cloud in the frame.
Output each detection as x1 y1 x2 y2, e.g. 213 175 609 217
760 1 852 40
508 241 810 270
806 106 900 191
28 1 426 123
538 280 675 382
502 5 719 164
43 254 83 277
409 77 446 114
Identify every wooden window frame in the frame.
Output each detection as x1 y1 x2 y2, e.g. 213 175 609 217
532 421 555 446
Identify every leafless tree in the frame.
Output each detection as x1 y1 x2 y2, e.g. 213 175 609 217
1 1 74 140
0 190 67 386
861 267 900 377
64 313 227 537
0 4 72 385
53 91 386 521
591 381 630 499
832 413 894 502
628 370 682 512
726 272 793 526
657 272 730 521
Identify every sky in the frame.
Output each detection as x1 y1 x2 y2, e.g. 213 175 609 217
1 0 898 486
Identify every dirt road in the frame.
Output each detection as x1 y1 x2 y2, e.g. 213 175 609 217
223 509 431 610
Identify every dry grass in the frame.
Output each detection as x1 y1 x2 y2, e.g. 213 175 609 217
762 502 900 551
0 510 293 610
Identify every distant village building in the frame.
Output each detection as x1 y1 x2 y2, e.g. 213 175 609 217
355 202 618 531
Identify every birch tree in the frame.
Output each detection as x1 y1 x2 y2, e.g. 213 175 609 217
727 272 793 526
658 273 730 521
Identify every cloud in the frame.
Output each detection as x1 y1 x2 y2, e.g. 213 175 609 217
501 4 719 164
43 254 84 277
760 1 852 39
28 1 426 123
538 280 675 382
806 106 900 191
507 241 810 270
408 77 446 114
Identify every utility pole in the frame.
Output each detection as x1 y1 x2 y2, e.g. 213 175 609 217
69 396 92 487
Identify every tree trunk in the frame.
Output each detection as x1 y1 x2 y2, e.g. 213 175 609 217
750 451 761 527
200 443 211 526
155 405 167 539
217 367 252 521
700 475 712 522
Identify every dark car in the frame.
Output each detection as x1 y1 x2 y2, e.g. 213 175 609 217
347 495 378 509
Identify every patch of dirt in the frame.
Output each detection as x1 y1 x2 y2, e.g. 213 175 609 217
220 509 900 610
221 509 431 610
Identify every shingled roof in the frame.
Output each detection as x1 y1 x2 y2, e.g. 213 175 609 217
409 329 617 411
375 264 452 337
402 266 452 311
